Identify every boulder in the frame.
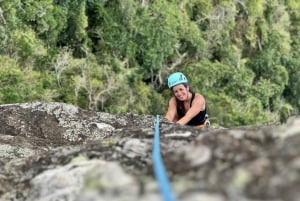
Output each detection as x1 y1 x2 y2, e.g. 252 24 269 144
0 102 299 201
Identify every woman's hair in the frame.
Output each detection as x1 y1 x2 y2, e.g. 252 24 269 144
172 83 194 115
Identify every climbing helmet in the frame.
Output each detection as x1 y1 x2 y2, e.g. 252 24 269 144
167 72 188 88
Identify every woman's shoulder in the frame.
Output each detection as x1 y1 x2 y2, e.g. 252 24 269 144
194 93 206 102
193 93 206 109
194 92 204 98
169 96 177 104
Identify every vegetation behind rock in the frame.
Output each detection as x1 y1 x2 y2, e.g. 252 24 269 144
0 1 299 126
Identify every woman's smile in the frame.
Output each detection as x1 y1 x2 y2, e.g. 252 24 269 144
173 84 189 101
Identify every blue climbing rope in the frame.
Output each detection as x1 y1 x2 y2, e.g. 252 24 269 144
152 115 177 201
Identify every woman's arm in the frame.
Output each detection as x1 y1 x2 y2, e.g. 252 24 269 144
164 97 179 122
176 94 205 125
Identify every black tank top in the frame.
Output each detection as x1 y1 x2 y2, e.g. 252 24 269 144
177 92 206 126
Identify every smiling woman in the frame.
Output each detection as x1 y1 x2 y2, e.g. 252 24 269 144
164 72 208 127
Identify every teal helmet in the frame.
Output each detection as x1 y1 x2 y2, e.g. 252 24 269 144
167 72 188 88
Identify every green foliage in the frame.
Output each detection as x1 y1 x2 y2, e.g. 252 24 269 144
0 0 299 127
282 56 300 111
87 0 206 86
96 63 165 115
283 0 300 112
0 56 54 103
278 103 293 123
11 29 46 60
207 94 274 127
125 81 165 115
183 60 276 126
185 60 254 99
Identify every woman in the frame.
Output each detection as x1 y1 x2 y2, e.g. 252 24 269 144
165 72 208 127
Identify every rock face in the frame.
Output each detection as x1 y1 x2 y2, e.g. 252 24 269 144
0 102 300 201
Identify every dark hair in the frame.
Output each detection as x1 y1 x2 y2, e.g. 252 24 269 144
172 83 194 115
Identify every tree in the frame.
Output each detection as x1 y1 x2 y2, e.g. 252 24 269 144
0 0 299 127
0 56 54 103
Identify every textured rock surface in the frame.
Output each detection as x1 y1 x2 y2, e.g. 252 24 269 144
0 102 299 201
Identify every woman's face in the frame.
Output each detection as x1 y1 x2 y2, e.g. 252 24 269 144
172 84 189 101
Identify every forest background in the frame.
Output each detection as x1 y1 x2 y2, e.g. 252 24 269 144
0 0 299 127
